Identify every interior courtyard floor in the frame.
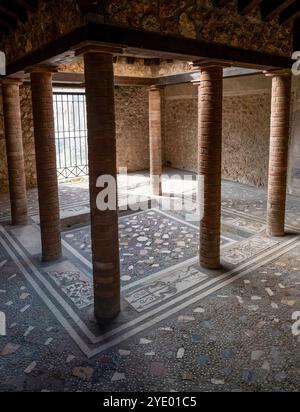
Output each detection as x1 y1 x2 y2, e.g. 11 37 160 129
1 168 300 392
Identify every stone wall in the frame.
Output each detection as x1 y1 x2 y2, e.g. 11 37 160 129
115 86 149 172
222 94 271 187
163 80 272 188
163 90 198 172
0 85 36 194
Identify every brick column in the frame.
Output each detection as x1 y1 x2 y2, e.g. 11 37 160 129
2 79 28 225
84 52 120 322
266 70 292 237
30 68 62 261
197 63 225 270
149 86 162 196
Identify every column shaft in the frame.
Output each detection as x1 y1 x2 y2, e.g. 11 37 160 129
2 80 28 225
149 87 162 196
267 73 291 236
84 52 120 322
198 66 223 269
30 71 61 261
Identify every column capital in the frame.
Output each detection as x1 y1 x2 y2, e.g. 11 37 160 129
25 65 58 74
192 79 201 86
1 77 23 86
73 41 126 57
192 59 231 70
148 85 164 92
264 68 292 78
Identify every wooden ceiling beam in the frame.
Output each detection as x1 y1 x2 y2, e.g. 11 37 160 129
238 0 263 16
0 16 17 31
213 0 232 7
261 0 295 20
12 0 37 13
0 4 22 21
279 2 300 25
293 17 300 50
6 22 294 76
0 0 38 35
0 21 11 34
76 0 99 14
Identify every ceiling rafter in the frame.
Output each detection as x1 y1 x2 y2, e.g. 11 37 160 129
213 0 232 7
293 17 300 50
238 0 263 16
0 4 23 21
0 0 298 54
0 0 38 36
76 0 99 14
261 0 296 20
279 1 300 25
13 0 38 13
0 16 16 31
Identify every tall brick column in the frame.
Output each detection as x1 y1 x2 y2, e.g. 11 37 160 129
30 68 62 261
197 63 225 270
84 52 120 322
2 79 28 225
149 86 162 196
266 70 292 237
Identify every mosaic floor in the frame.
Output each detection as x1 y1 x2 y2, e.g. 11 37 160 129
1 170 300 392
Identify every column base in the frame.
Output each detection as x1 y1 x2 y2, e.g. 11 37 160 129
267 229 285 237
94 302 120 325
42 251 62 263
150 176 162 196
11 217 28 226
151 187 162 197
200 257 221 271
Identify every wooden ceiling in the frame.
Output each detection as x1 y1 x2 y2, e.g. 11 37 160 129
0 0 299 47
0 1 39 35
214 0 300 25
214 0 300 49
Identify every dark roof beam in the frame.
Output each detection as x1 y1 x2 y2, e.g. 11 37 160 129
0 3 24 21
76 0 99 14
0 16 17 31
293 17 300 50
213 0 232 7
261 0 295 20
279 2 300 25
238 0 263 16
13 0 38 13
